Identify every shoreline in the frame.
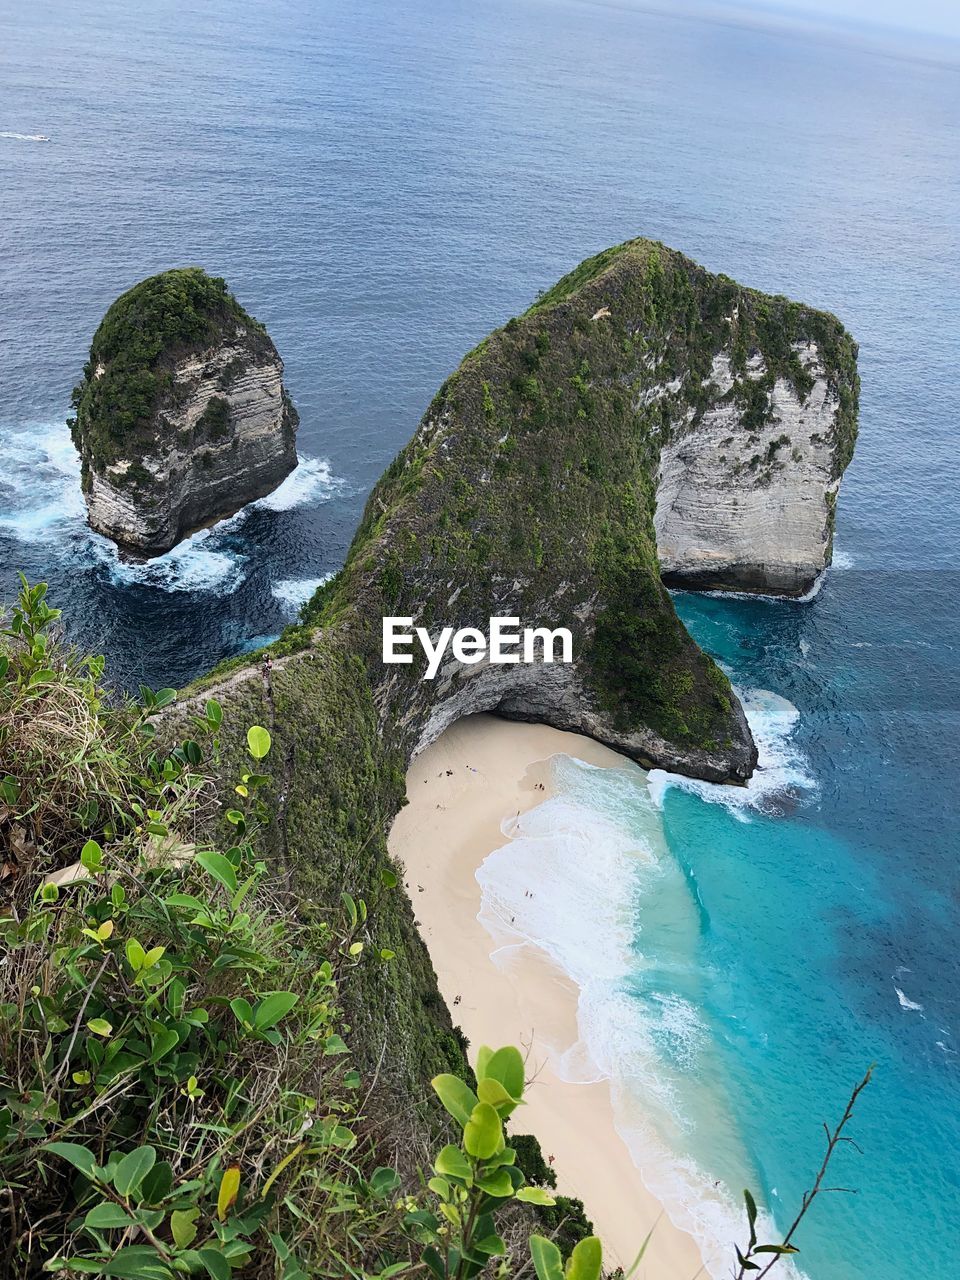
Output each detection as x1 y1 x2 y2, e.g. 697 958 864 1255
388 713 707 1278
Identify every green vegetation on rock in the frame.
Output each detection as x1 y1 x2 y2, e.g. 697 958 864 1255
69 267 271 481
288 237 851 769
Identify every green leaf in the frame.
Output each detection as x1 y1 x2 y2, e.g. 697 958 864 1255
80 839 103 873
754 1245 800 1255
476 1168 514 1197
369 1166 401 1198
434 1143 473 1182
45 1141 99 1180
165 892 210 914
83 1201 135 1229
480 1046 524 1101
473 1233 507 1258
153 688 177 709
149 1028 180 1063
744 1187 758 1251
230 997 254 1028
477 1076 522 1117
171 1207 200 1249
253 991 299 1030
246 725 272 760
196 850 238 893
516 1186 556 1206
380 866 398 889
323 1032 349 1056
139 1160 173 1205
735 1247 761 1272
463 1102 502 1159
102 1247 174 1279
205 698 223 727
565 1236 603 1280
197 1247 231 1280
431 1074 479 1127
529 1235 564 1280
86 1017 113 1037
125 938 146 971
421 1249 446 1280
113 1145 157 1198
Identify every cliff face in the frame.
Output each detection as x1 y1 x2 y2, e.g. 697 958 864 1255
288 238 856 785
655 344 854 595
174 237 857 1112
71 269 298 557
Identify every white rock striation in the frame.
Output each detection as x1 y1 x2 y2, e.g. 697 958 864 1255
82 332 298 557
655 344 844 596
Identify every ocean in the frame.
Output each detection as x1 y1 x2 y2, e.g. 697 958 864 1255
2 0 959 1275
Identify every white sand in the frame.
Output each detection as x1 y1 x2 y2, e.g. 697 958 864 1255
388 713 706 1279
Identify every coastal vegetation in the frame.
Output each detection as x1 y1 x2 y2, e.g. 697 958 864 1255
0 580 593 1277
0 581 872 1277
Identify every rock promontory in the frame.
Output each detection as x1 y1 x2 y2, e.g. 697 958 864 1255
70 268 299 557
170 237 858 1119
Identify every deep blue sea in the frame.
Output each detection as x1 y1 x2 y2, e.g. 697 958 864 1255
2 1 959 1275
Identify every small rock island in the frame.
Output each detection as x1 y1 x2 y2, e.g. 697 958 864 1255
70 268 299 557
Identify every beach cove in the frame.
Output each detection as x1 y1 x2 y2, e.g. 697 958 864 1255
388 713 708 1278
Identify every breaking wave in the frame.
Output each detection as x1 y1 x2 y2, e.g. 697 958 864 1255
648 685 815 819
271 574 333 614
0 420 345 595
475 755 802 1278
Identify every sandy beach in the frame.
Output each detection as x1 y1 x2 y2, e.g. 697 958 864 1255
388 713 706 1279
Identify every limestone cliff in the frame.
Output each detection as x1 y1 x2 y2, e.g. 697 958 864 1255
655 341 856 596
70 268 299 557
282 238 855 784
172 237 857 1113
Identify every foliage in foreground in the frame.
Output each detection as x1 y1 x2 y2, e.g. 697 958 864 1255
0 580 584 1278
0 579 871 1278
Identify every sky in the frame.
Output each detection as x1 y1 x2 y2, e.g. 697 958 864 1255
738 0 960 38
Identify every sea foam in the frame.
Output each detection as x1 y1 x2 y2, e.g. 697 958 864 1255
0 421 343 596
271 574 333 614
648 685 815 819
254 456 345 511
0 420 86 542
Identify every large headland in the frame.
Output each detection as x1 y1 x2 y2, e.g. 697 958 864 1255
81 237 859 1207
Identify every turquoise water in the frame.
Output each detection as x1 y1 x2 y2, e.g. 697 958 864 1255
3 1 959 1275
479 579 960 1276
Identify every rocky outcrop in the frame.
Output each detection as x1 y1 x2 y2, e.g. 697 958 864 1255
281 238 856 786
172 238 857 1115
70 268 298 557
655 343 856 596
181 241 858 797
